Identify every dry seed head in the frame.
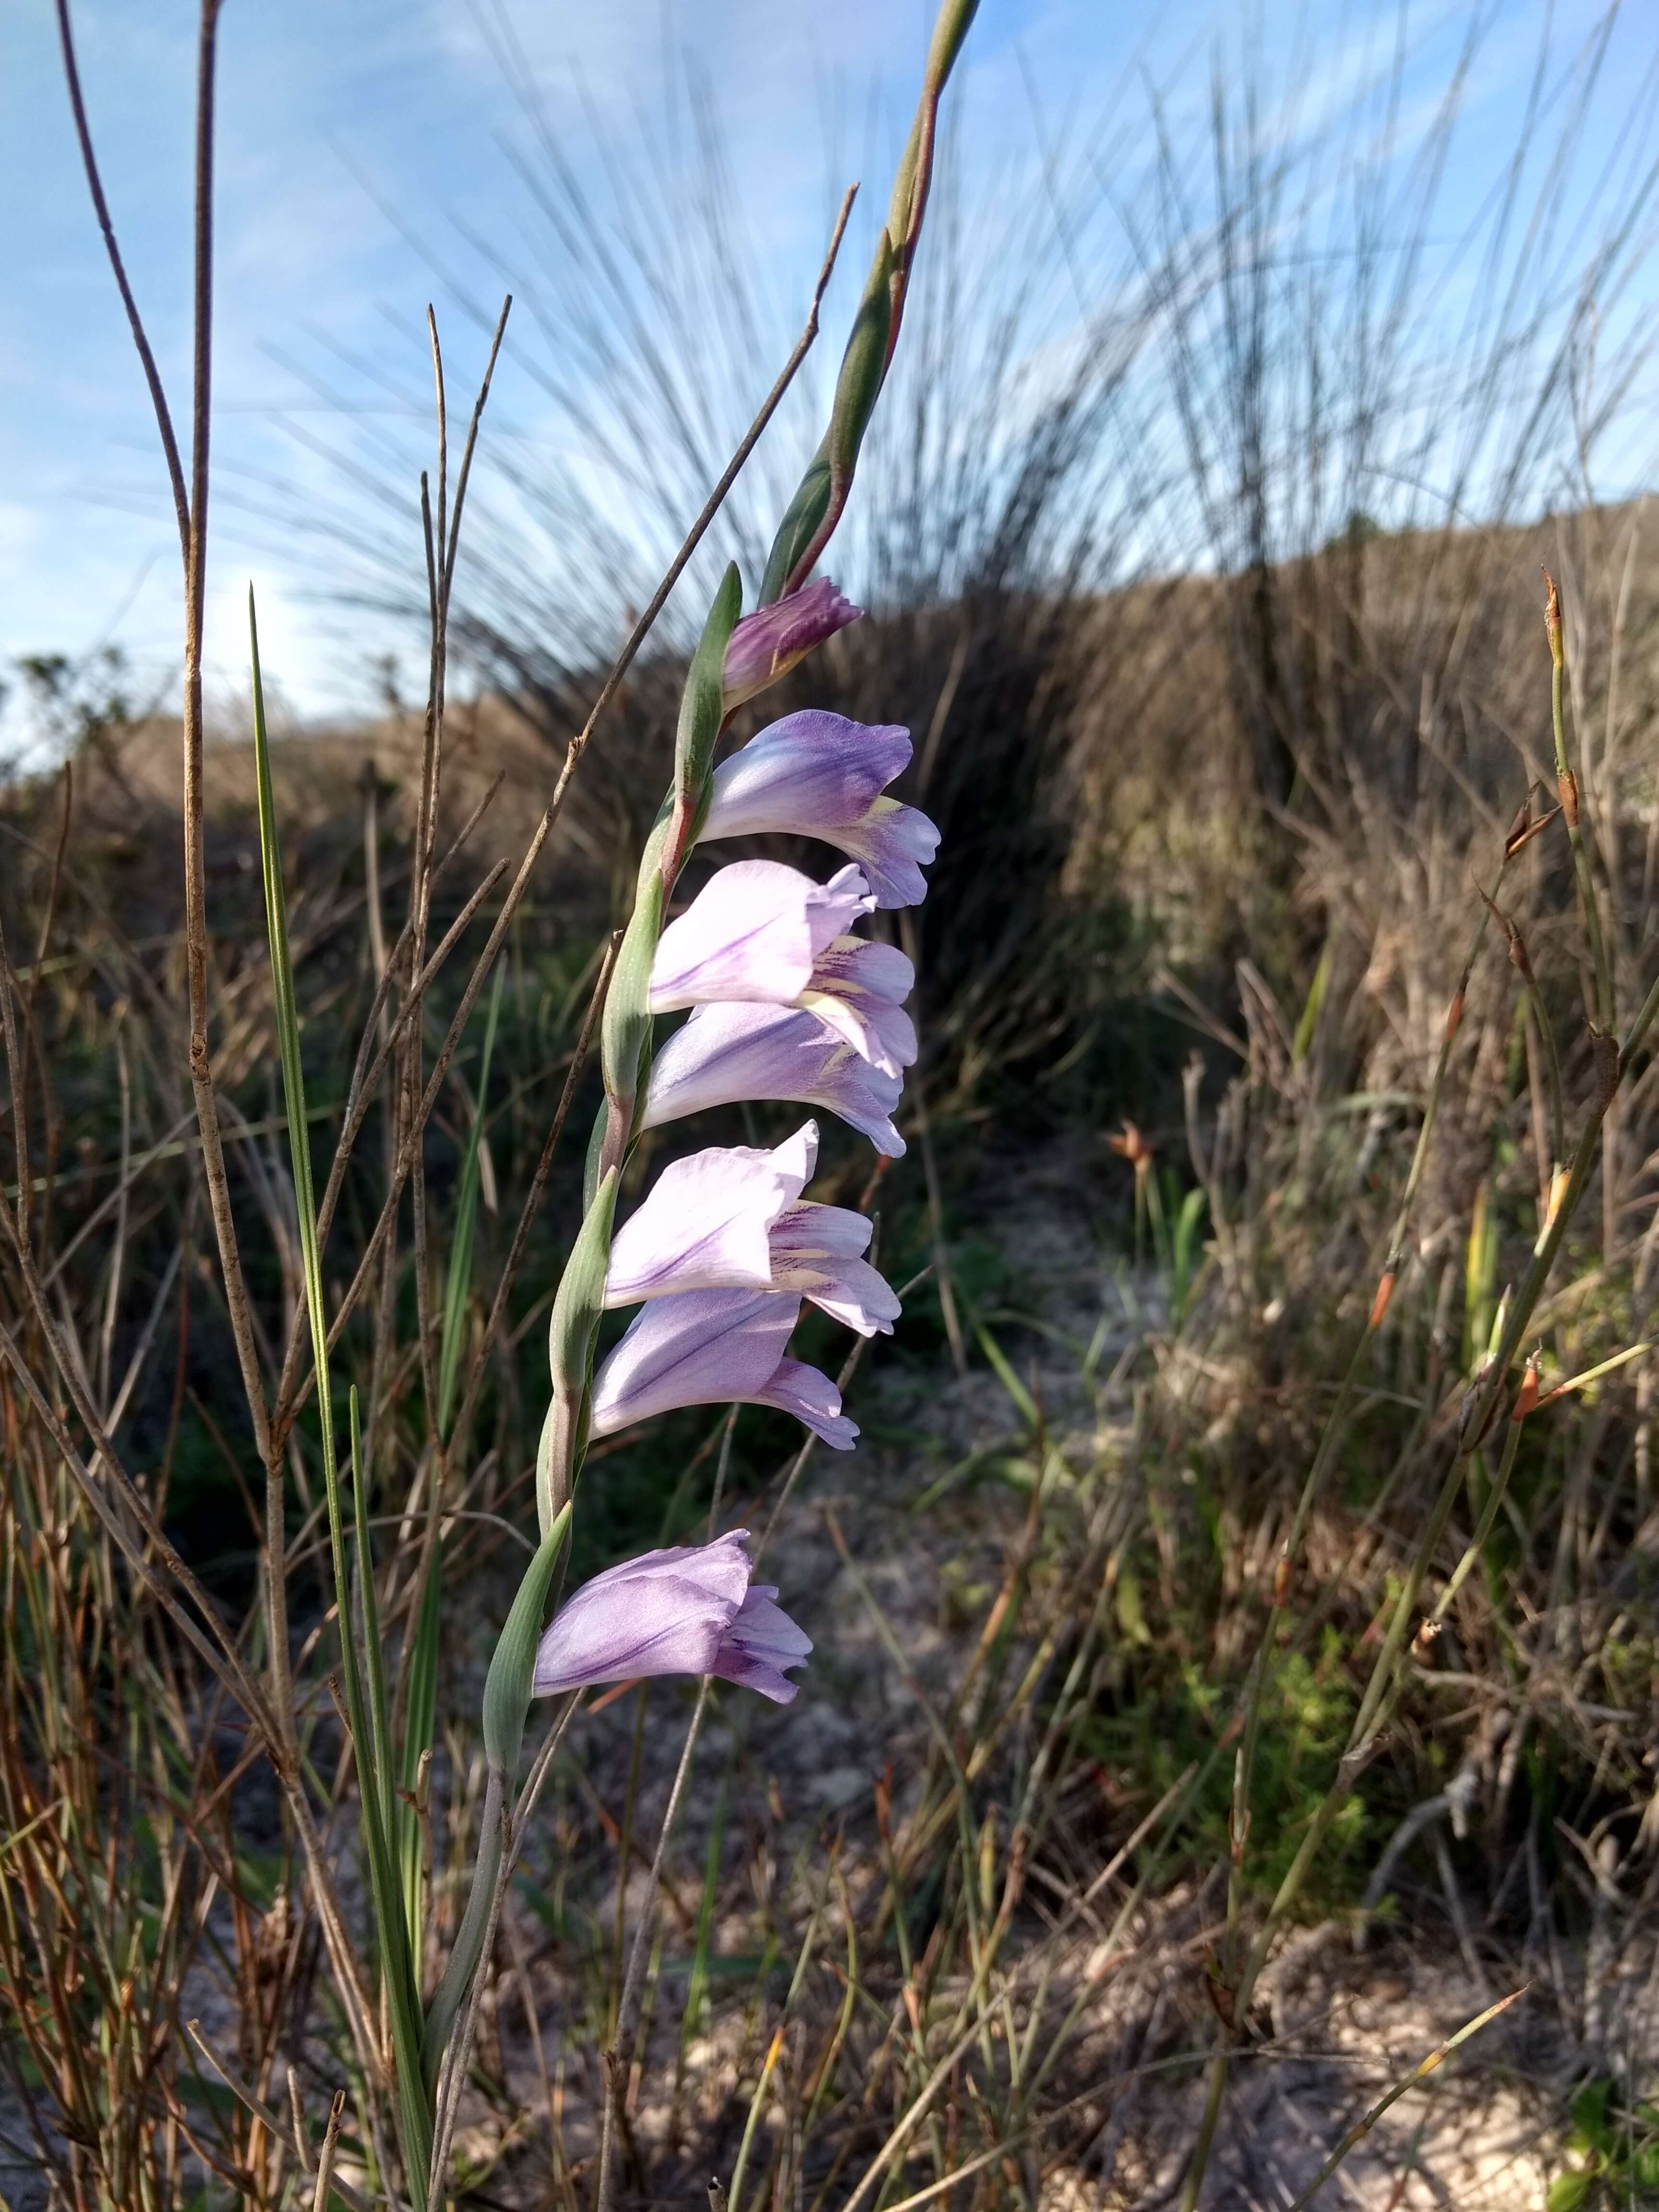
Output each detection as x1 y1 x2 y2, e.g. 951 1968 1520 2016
1542 567 1564 668
1479 885 1533 978
1504 783 1560 858
1106 1119 1153 1168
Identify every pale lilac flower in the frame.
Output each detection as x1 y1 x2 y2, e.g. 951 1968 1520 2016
649 861 874 1013
531 1528 811 1704
589 1287 858 1447
649 860 914 1074
700 710 940 908
604 1122 899 1334
642 1002 905 1156
604 1125 816 1305
721 579 862 711
797 936 916 1077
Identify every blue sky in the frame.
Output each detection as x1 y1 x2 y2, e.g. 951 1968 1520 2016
2 0 1654 749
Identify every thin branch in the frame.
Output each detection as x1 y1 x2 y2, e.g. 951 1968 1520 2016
53 0 191 557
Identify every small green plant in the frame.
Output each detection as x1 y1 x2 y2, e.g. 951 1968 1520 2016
1548 2080 1659 2209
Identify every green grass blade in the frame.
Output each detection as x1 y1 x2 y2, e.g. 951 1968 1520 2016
399 1560 441 1972
974 1319 1038 1429
411 963 504 1979
349 1388 397 1852
251 591 433 2201
1292 931 1334 1065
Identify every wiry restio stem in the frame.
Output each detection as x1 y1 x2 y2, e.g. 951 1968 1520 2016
1545 569 1614 1031
61 0 282 1615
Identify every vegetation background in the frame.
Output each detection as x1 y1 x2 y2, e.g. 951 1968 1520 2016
5 2 1659 2206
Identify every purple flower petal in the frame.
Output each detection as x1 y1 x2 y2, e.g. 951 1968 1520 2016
603 1131 900 1333
649 861 873 1013
589 1286 856 1447
642 1003 906 1156
604 1126 817 1306
532 1529 810 1701
701 712 938 909
533 1572 730 1693
826 797 940 910
799 937 917 1077
711 1587 815 1703
770 1202 901 1336
589 1289 801 1437
753 1356 858 1448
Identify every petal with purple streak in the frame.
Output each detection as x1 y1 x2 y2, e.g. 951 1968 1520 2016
604 1126 817 1306
531 1530 754 1694
798 936 917 1077
531 1529 811 1702
589 1287 856 1448
649 861 873 1013
589 1289 801 1437
769 1202 902 1336
712 1587 815 1703
701 711 938 909
642 1003 906 1156
753 1355 858 1449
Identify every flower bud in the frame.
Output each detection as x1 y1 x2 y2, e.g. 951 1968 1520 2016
721 579 862 711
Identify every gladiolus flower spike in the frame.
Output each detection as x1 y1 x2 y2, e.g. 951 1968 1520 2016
448 1 974 2128
526 597 938 1714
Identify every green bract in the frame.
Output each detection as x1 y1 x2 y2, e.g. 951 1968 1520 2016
674 561 743 806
